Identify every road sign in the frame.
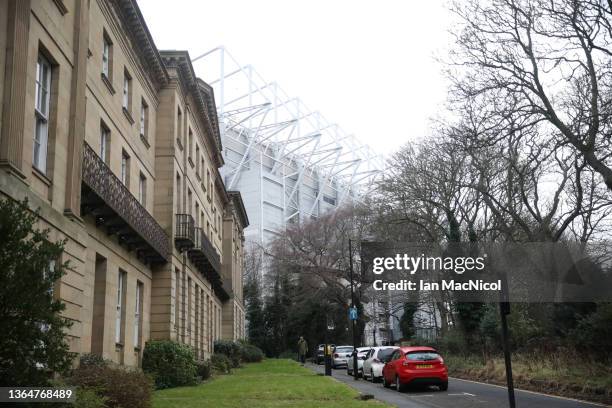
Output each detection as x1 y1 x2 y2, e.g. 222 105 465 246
349 306 358 320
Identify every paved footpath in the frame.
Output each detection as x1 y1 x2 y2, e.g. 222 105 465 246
306 363 608 408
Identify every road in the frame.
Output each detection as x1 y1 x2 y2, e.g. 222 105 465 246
307 363 607 408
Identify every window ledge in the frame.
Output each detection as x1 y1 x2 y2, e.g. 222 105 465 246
52 0 68 15
122 107 134 124
140 134 150 149
176 138 183 151
32 166 52 187
196 173 202 182
101 73 115 94
188 157 194 168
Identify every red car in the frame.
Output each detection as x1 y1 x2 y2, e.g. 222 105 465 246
381 346 448 392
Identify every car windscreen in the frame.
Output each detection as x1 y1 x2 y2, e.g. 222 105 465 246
377 348 396 361
406 351 440 361
335 347 353 353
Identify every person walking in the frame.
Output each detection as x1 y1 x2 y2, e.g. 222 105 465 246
297 336 308 365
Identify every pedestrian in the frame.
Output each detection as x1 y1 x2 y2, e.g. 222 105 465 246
297 336 308 365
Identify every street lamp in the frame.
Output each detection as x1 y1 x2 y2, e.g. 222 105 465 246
348 239 359 380
324 303 334 376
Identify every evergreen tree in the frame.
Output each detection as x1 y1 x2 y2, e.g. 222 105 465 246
244 268 266 352
399 302 419 339
0 198 74 386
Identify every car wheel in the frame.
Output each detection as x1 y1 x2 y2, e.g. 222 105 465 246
371 372 377 383
382 375 390 388
347 366 351 375
395 376 405 392
439 381 448 391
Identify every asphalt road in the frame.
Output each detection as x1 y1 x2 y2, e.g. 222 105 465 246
307 363 607 408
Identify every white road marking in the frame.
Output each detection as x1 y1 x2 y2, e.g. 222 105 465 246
450 377 607 407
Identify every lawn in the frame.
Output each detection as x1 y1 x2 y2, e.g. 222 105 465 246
153 359 389 408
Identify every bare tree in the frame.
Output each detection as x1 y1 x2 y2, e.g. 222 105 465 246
448 0 612 191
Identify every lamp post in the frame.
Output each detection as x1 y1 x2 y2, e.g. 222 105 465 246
324 304 334 376
348 239 359 380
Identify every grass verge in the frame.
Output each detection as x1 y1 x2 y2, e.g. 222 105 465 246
446 353 612 405
153 359 389 408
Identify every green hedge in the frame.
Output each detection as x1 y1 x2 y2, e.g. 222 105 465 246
241 344 264 362
142 340 198 389
214 340 264 365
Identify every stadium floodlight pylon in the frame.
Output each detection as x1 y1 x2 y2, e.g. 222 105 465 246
191 46 385 249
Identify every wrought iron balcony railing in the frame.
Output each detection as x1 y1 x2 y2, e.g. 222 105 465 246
81 143 170 263
188 228 222 279
175 214 195 252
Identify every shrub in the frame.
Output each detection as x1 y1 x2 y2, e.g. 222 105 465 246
73 387 108 408
241 344 264 363
214 340 242 368
196 360 211 381
79 353 108 368
69 364 153 408
210 353 232 374
142 340 197 389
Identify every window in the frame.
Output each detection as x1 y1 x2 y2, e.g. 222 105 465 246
134 281 143 348
140 99 148 139
195 146 200 176
120 150 130 186
188 129 193 163
195 202 200 227
176 107 183 148
206 170 211 200
187 189 192 217
34 54 52 173
102 32 113 78
122 69 131 112
176 173 181 213
115 270 126 344
139 173 147 206
323 195 336 205
100 123 110 164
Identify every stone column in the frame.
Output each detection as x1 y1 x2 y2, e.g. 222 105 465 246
64 0 90 218
0 0 31 178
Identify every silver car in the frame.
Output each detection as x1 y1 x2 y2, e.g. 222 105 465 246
362 346 399 382
332 345 354 368
346 347 371 376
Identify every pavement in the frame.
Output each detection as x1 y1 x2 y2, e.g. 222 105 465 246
306 363 608 408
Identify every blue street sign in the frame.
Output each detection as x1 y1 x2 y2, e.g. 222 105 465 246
349 307 358 320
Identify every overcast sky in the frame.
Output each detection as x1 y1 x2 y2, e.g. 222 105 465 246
138 0 454 157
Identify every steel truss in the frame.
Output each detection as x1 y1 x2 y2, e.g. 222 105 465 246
192 47 384 247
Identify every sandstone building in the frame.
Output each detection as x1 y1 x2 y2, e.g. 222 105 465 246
0 0 247 367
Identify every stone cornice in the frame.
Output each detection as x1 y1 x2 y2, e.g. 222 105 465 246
160 50 224 168
228 191 249 229
109 0 168 88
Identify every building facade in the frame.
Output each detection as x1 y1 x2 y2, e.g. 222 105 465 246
0 0 247 367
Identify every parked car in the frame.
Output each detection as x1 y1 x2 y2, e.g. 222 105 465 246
382 346 448 392
362 346 398 382
315 344 335 365
332 345 354 368
346 347 371 376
